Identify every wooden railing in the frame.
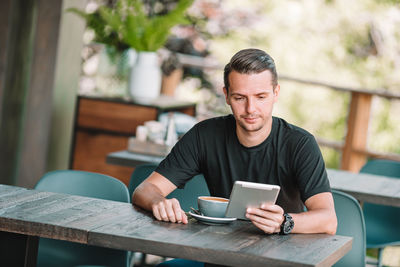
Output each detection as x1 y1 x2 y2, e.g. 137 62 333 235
174 53 400 172
278 75 400 172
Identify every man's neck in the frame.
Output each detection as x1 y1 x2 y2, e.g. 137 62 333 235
236 119 273 147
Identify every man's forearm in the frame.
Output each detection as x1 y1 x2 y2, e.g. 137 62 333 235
290 208 337 235
132 181 166 211
289 192 337 235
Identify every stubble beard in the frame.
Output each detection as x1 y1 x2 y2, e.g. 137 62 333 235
237 115 265 133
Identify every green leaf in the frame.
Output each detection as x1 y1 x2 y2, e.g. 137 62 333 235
69 0 194 52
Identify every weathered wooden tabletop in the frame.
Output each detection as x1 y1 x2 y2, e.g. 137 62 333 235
106 150 164 167
327 169 400 207
0 184 352 267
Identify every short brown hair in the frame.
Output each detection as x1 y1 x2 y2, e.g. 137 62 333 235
223 48 278 91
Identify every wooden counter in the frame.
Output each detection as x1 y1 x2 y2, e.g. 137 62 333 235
70 95 196 185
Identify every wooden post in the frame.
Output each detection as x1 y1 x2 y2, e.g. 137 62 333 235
16 0 63 188
0 0 63 187
0 0 36 185
341 92 372 172
0 0 13 114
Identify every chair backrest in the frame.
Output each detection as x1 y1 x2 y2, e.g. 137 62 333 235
332 190 366 267
129 164 210 211
359 159 400 248
360 159 400 178
34 170 130 267
36 170 130 202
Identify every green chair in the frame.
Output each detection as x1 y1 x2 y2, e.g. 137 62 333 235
360 159 400 267
34 170 130 267
129 164 210 211
332 190 366 267
129 164 210 267
156 259 203 267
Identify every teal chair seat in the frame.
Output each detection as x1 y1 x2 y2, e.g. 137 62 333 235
332 190 366 267
360 159 400 266
34 170 130 267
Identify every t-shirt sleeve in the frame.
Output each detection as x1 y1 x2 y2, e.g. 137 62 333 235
155 125 202 188
291 134 331 202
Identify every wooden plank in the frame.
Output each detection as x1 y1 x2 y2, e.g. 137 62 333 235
0 186 352 267
71 131 134 186
328 169 400 207
106 150 163 167
279 75 400 100
0 189 53 209
354 148 400 162
0 192 86 243
88 206 352 267
0 189 127 243
77 98 157 134
341 92 372 172
79 95 196 111
0 184 27 196
127 138 171 157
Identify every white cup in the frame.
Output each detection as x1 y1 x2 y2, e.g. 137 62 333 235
145 120 165 143
136 125 148 142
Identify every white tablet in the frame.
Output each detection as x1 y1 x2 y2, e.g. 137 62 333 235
225 181 280 220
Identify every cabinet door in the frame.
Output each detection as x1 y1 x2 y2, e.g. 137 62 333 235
72 131 134 186
71 98 158 185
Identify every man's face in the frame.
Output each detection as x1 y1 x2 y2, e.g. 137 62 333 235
224 70 280 134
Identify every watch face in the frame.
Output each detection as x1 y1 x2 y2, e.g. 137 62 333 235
283 221 294 234
282 214 294 234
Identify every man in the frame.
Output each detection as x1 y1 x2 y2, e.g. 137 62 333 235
132 48 337 236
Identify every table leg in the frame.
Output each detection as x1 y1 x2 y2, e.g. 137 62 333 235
0 231 39 267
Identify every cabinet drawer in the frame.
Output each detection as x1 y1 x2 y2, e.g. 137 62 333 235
77 98 157 134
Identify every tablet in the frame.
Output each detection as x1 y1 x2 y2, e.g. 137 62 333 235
225 181 280 220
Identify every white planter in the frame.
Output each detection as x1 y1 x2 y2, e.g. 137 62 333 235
129 52 162 100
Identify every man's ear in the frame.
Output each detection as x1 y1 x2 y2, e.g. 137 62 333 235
273 84 280 103
223 87 230 105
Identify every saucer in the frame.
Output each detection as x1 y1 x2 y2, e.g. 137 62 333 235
188 211 236 226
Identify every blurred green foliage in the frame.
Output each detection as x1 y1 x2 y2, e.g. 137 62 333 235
69 0 193 52
206 0 400 168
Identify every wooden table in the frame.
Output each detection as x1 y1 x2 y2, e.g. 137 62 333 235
107 150 400 208
0 184 351 267
106 150 164 167
327 169 400 207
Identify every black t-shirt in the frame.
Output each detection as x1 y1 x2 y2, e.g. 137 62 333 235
156 115 330 213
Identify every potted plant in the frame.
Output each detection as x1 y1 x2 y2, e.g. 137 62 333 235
69 0 193 99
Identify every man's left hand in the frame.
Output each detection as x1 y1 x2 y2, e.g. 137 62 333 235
245 203 285 234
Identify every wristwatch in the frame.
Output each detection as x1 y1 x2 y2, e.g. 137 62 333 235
280 213 294 235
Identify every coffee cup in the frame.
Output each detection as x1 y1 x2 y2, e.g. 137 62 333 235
197 196 229 218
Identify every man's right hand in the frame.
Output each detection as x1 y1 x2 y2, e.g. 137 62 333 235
132 173 189 224
151 197 188 224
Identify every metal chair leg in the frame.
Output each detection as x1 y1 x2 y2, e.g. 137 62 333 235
377 248 383 267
